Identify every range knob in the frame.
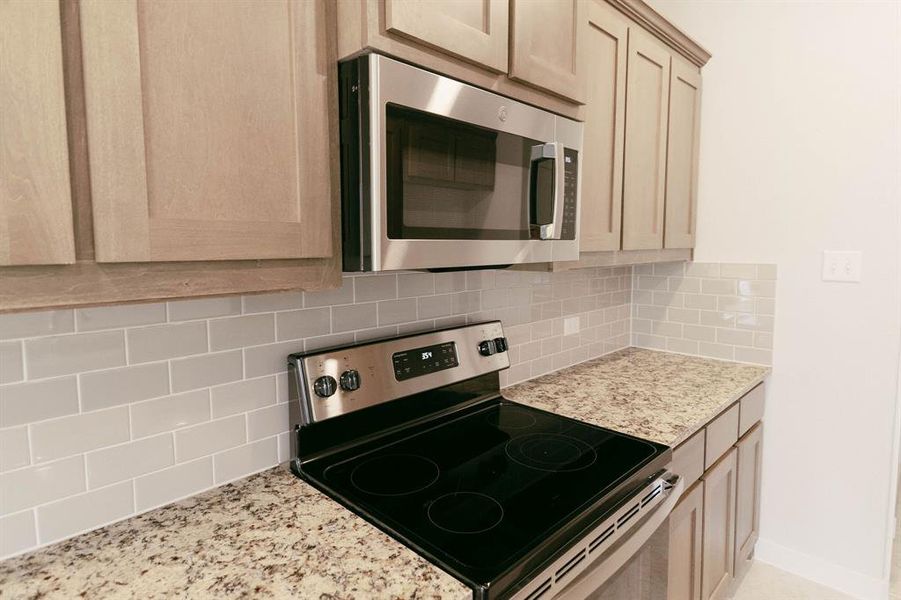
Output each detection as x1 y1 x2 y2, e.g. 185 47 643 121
478 340 497 356
313 375 337 398
493 337 508 353
339 369 361 392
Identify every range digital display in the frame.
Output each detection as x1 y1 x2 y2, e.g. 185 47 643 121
392 342 458 381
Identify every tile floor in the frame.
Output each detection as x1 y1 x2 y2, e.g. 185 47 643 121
731 562 854 600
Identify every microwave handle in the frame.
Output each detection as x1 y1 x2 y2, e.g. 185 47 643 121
529 142 566 240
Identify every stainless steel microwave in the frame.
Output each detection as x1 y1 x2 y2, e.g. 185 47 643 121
339 54 583 272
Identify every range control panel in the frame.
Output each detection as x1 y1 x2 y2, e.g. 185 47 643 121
289 321 510 425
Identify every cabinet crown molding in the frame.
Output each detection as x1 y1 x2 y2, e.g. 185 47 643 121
606 0 712 67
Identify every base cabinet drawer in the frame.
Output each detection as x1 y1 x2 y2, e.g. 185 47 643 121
668 481 703 600
700 448 737 600
704 404 739 469
734 422 763 578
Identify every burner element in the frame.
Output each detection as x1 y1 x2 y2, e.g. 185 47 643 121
428 492 504 534
350 454 439 496
487 408 537 430
505 433 598 472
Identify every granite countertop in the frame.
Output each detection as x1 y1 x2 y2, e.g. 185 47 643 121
0 347 768 599
504 347 770 447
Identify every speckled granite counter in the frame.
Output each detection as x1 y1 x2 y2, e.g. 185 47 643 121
504 347 769 447
0 467 470 600
0 348 767 599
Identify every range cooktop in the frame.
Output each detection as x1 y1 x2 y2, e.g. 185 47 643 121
288 322 672 599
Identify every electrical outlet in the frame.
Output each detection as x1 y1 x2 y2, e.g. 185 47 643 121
822 251 862 282
563 316 580 336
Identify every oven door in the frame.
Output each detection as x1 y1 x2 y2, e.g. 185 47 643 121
343 53 582 271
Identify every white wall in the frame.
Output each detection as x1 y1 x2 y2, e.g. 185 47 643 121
646 1 901 597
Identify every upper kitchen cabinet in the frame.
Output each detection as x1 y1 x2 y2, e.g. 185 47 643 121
665 56 702 249
508 0 583 102
0 0 75 266
579 1 628 252
621 27 671 251
79 0 334 262
383 0 507 72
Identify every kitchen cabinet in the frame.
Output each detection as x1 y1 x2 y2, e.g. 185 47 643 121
664 56 702 249
700 448 737 600
734 423 763 579
383 0 507 72
80 0 333 263
668 481 703 600
508 0 583 102
622 27 671 251
1 0 340 312
0 0 75 266
579 1 627 251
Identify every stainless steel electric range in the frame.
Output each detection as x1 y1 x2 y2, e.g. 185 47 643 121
288 322 683 600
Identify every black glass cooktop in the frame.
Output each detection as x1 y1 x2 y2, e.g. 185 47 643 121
298 399 668 594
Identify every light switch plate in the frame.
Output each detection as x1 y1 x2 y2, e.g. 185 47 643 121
563 316 580 336
822 251 862 282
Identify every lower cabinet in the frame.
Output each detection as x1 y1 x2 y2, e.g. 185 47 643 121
700 448 737 600
734 423 764 578
668 481 703 600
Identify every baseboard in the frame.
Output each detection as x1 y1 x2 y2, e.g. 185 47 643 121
754 538 889 600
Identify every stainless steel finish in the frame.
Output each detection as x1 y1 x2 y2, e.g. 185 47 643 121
290 321 509 425
363 54 583 271
529 141 565 240
510 472 684 600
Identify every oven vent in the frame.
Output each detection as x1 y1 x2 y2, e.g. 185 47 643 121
554 548 586 583
588 525 615 553
509 475 670 600
524 577 552 600
641 484 662 507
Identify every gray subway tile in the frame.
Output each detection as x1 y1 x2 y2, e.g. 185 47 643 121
37 481 134 544
30 407 129 464
332 303 377 333
174 415 246 462
211 376 276 419
170 351 242 393
378 299 418 326
80 362 170 411
244 341 303 378
0 310 74 341
0 376 78 428
0 510 36 558
86 434 174 489
167 297 241 321
25 331 125 379
276 307 330 341
130 390 210 439
134 457 213 512
247 403 289 441
398 273 434 298
76 303 166 332
718 264 758 279
0 341 23 384
435 272 466 293
127 321 208 364
0 456 84 515
734 347 772 365
303 279 354 307
209 314 274 351
418 295 452 319
213 437 277 484
354 275 397 303
0 427 30 472
242 291 303 314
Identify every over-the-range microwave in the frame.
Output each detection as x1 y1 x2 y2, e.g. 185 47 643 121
339 53 583 272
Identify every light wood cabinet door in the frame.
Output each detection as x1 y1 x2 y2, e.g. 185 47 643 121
734 422 763 579
579 2 627 252
384 0 508 72
622 28 671 250
0 0 75 266
701 448 737 600
668 480 703 600
664 56 702 249
80 0 334 263
509 0 583 102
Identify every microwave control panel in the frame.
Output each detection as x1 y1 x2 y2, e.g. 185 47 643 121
562 148 579 240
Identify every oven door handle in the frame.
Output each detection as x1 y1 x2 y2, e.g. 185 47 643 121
529 142 565 240
555 473 685 599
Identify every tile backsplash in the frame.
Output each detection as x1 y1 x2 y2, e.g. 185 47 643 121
631 262 776 364
0 266 632 559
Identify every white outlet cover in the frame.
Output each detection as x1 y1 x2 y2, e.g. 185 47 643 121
822 250 862 282
563 316 580 336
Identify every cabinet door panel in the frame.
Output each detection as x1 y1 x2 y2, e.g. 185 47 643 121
81 0 334 262
734 423 763 578
384 0 507 72
665 57 702 249
579 2 627 252
668 480 703 600
0 0 75 265
622 28 670 250
509 0 582 102
701 448 737 600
